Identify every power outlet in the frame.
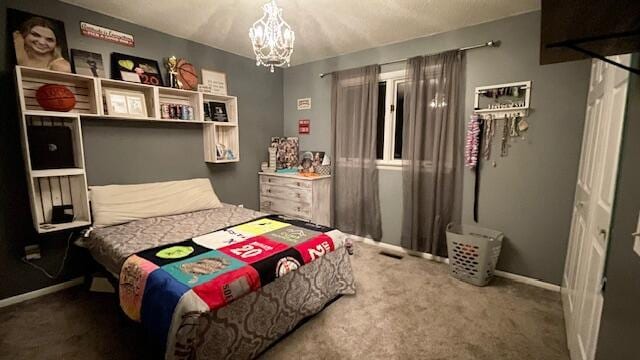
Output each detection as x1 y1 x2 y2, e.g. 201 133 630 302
24 244 41 260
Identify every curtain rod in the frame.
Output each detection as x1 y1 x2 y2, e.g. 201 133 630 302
318 40 500 78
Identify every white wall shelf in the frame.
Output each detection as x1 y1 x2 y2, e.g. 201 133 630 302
15 65 240 233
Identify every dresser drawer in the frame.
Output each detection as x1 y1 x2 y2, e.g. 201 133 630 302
260 183 312 204
260 196 311 219
260 175 312 190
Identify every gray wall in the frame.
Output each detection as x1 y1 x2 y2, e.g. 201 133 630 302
595 53 640 360
0 0 283 299
283 11 591 284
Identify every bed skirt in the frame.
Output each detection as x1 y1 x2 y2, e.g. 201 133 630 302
169 245 356 360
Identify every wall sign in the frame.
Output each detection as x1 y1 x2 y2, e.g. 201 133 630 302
297 98 311 110
299 119 310 134
201 69 228 95
80 22 135 47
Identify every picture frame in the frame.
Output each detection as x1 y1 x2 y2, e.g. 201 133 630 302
70 49 105 77
210 101 228 122
201 69 228 95
111 52 164 86
8 9 71 72
270 137 299 170
103 88 148 118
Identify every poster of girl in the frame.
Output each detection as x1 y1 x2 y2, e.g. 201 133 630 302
9 9 71 72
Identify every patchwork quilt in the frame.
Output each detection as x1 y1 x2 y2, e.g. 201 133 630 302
118 214 348 352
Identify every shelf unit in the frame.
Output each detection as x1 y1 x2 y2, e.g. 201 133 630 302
15 65 241 233
203 93 239 163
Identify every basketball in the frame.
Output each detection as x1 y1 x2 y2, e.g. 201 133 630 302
176 58 198 90
35 84 76 112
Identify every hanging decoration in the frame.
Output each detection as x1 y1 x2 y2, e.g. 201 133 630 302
249 0 295 73
465 114 481 168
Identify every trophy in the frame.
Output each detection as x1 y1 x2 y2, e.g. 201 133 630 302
166 56 180 89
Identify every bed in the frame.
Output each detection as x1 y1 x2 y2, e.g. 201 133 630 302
82 180 356 360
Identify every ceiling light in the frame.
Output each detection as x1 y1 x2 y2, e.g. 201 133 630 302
249 0 295 73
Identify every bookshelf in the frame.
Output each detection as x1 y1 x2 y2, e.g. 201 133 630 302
15 65 240 233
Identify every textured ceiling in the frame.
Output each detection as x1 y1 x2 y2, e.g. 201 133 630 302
61 0 540 65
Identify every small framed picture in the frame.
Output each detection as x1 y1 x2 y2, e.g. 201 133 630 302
210 101 228 122
71 49 105 77
202 69 227 95
111 52 164 86
103 89 147 117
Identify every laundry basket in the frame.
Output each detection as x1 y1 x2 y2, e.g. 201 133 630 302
446 223 503 286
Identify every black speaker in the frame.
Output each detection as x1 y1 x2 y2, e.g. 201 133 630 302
27 126 75 170
51 204 74 224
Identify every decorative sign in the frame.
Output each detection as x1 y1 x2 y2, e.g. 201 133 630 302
80 22 134 47
297 98 311 110
197 84 212 93
202 69 228 95
299 119 310 134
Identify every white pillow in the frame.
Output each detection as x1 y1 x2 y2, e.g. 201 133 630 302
89 178 222 228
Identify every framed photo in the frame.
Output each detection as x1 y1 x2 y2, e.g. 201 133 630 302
70 49 104 77
210 101 228 122
270 137 299 170
299 151 325 173
201 69 227 95
103 89 148 118
8 9 71 72
111 53 164 86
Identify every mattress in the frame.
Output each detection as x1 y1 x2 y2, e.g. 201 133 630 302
84 204 265 275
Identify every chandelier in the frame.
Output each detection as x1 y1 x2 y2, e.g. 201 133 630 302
249 0 295 72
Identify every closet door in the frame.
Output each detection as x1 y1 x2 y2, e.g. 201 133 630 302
562 54 630 360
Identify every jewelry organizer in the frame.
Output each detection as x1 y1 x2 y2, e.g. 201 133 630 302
474 80 531 118
466 81 533 168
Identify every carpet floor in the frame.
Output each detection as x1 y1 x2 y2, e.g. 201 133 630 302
0 243 569 360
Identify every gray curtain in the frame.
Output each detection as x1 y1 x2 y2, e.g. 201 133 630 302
331 65 382 239
401 51 463 256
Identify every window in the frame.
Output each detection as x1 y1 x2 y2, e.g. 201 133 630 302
376 70 406 168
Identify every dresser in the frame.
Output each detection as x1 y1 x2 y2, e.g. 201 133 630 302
259 172 331 226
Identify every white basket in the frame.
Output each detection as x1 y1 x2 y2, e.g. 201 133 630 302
446 223 503 286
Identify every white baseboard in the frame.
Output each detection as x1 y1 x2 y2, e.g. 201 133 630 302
352 237 560 292
0 277 84 309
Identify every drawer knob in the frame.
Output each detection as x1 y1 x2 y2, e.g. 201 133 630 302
296 193 301 198
268 189 271 193
296 182 301 186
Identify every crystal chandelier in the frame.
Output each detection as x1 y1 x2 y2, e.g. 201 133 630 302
249 0 295 72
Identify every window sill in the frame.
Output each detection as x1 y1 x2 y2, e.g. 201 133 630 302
376 160 402 171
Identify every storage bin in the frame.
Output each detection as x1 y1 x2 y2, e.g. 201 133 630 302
446 223 503 286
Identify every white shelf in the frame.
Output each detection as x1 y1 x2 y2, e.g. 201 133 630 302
38 220 91 234
32 168 85 178
81 113 209 124
202 93 236 101
23 110 80 119
15 65 241 234
474 107 528 113
207 159 239 164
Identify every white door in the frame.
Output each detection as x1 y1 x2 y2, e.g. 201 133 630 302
562 54 631 360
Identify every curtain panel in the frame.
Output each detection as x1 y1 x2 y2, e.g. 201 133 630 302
401 51 463 256
331 65 382 240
